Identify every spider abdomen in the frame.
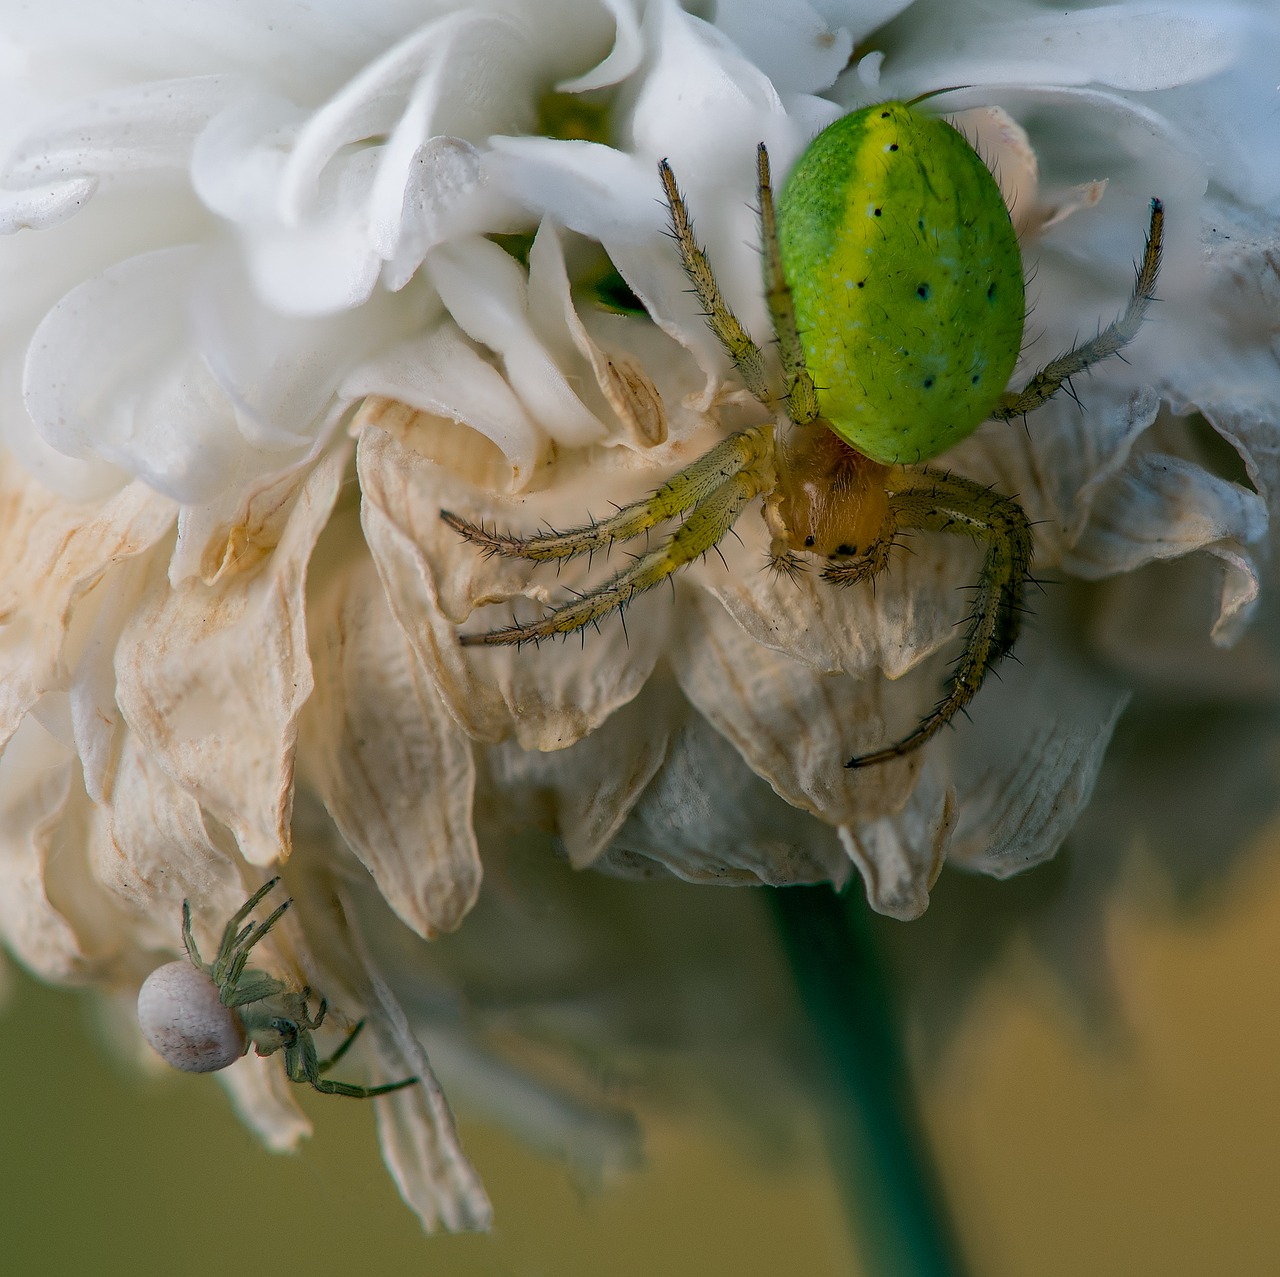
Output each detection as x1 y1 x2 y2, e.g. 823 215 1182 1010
137 960 247 1073
777 101 1025 464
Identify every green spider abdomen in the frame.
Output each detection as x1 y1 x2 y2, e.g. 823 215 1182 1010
777 101 1025 465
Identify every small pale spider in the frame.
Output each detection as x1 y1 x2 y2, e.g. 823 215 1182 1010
443 100 1163 767
137 878 417 1099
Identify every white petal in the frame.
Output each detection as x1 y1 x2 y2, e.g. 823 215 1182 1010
0 178 97 233
3 76 249 188
344 329 548 490
714 0 855 95
557 0 644 92
279 12 527 226
427 237 607 447
883 2 1244 96
375 137 523 291
303 554 482 938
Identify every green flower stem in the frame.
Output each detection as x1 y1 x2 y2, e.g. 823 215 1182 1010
769 885 969 1277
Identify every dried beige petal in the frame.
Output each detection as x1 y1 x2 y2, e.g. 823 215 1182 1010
171 459 322 587
483 675 679 868
950 106 1039 232
115 450 346 865
90 731 246 949
670 585 919 828
688 507 977 681
358 422 667 750
0 753 93 981
0 471 177 752
1062 452 1266 579
218 1053 312 1153
347 920 492 1233
302 553 482 937
604 709 851 886
948 629 1132 878
838 761 954 921
0 720 126 981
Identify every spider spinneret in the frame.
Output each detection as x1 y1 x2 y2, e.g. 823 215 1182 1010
136 878 417 1099
443 101 1164 768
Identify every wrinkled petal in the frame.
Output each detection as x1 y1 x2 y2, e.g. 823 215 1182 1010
357 415 670 750
303 553 482 938
0 470 177 752
605 708 851 886
483 675 681 869
1062 453 1266 578
838 759 954 921
115 450 344 865
948 625 1132 878
90 732 246 946
427 237 608 446
670 584 923 827
345 331 547 490
218 1053 311 1153
714 0 855 96
688 501 978 682
880 2 1244 98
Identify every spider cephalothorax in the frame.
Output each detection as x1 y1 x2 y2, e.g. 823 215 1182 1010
137 878 417 1099
443 100 1163 768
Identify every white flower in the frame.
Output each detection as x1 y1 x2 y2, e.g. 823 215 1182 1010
1 0 1277 1232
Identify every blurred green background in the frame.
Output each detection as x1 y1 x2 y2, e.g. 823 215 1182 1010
3 832 1279 1277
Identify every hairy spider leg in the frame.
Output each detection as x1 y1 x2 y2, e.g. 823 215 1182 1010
201 877 281 981
317 1018 367 1074
823 470 1033 769
994 199 1164 420
755 143 818 425
285 1024 419 1099
218 897 290 993
460 425 776 646
441 425 771 564
658 158 772 406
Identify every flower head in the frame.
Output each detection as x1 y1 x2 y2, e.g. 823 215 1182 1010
1 0 1277 1231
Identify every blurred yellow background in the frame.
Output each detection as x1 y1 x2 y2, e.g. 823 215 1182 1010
2 833 1279 1277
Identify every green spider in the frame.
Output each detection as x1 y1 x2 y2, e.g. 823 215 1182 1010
136 878 417 1099
443 100 1163 768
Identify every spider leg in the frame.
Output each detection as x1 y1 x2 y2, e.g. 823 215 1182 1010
289 1018 419 1098
219 898 290 990
659 157 772 407
181 899 202 968
843 469 1033 769
442 427 771 564
756 143 818 425
309 1076 420 1099
461 429 776 646
209 877 281 979
316 1018 365 1074
993 198 1163 420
